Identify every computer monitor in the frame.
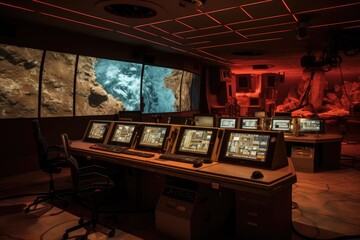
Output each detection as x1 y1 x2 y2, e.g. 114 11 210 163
297 118 324 134
168 116 189 125
107 122 137 147
270 118 292 133
193 115 214 127
174 127 218 159
219 130 288 169
240 118 261 130
219 117 238 129
135 124 171 152
83 120 111 143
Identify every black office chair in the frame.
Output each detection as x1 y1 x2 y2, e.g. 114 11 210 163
25 120 68 213
61 133 116 239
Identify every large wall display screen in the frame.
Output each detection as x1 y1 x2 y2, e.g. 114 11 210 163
76 56 142 116
181 72 200 111
0 44 43 119
142 65 182 113
41 51 76 117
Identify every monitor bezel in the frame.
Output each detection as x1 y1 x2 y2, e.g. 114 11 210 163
239 117 261 130
107 122 138 147
219 129 279 169
83 120 111 143
193 114 215 127
134 124 171 152
174 126 218 158
270 118 292 133
218 117 239 129
297 118 324 133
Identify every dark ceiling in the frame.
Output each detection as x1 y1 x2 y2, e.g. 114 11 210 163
1 0 359 74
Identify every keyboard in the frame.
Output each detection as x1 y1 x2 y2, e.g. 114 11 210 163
122 150 155 158
159 153 200 164
90 143 128 153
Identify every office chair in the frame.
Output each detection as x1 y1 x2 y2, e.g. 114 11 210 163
61 133 116 239
24 120 68 213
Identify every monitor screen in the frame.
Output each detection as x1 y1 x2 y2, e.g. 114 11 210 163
219 130 281 169
83 121 111 143
193 115 214 127
240 118 260 130
107 122 137 147
174 127 218 158
135 124 171 152
219 117 238 128
298 118 324 133
271 118 292 132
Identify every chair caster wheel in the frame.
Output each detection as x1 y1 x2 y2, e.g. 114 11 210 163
62 232 68 239
108 230 115 237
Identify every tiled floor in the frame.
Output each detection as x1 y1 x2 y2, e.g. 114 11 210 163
0 143 359 240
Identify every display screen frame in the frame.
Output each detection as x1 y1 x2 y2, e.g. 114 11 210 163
219 129 279 169
270 118 292 133
219 117 239 129
240 117 261 130
297 118 324 133
193 114 215 127
174 126 218 158
135 124 171 152
83 120 111 143
107 122 138 147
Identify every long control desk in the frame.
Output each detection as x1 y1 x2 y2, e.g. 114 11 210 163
69 140 296 240
284 134 343 172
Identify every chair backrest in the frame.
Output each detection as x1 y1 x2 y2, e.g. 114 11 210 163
32 120 49 169
61 133 81 191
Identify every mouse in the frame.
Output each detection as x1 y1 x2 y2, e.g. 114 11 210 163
193 160 203 168
251 170 264 179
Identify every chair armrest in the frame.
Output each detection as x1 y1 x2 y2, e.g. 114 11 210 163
79 165 109 175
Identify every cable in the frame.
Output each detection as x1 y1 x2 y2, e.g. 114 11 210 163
339 65 354 106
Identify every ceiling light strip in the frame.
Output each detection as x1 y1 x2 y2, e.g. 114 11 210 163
39 12 113 31
196 49 228 62
161 36 182 45
234 31 248 39
0 2 34 12
196 9 222 25
343 25 360 29
116 31 168 47
296 2 360 15
309 19 360 29
175 12 204 21
150 25 170 34
237 21 294 31
281 0 298 22
33 0 129 27
205 6 239 14
133 27 158 37
135 19 173 28
174 25 223 35
186 41 211 45
186 30 233 40
245 29 292 37
175 19 195 30
227 14 289 26
239 7 253 19
171 33 185 40
197 37 282 49
241 0 273 7
169 46 187 53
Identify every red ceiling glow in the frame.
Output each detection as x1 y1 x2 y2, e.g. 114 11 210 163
150 25 170 34
175 19 195 30
186 41 211 45
240 7 254 19
310 19 360 29
135 19 172 28
161 36 182 45
196 49 228 62
280 0 298 22
185 30 232 40
228 14 289 26
133 27 158 37
236 21 294 32
296 2 360 15
244 29 292 37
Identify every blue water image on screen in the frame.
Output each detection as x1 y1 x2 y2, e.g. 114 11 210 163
94 58 142 111
142 65 178 113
